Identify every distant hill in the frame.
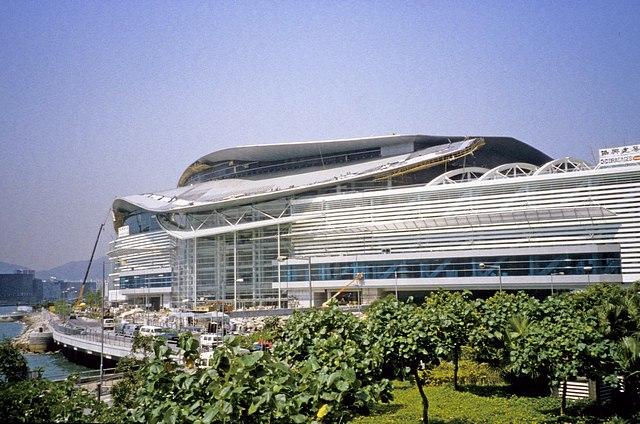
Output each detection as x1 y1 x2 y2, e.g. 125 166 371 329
36 256 110 281
0 261 31 274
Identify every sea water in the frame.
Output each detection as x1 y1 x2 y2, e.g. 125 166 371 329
0 306 90 379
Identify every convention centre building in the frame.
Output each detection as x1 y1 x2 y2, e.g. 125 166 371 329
108 135 640 308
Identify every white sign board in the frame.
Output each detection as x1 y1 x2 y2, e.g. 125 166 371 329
118 225 130 237
599 144 640 167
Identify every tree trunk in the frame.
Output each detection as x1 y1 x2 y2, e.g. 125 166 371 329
413 366 429 423
453 347 460 391
560 378 567 416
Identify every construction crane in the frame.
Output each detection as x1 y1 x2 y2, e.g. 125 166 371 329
73 223 105 311
322 272 364 307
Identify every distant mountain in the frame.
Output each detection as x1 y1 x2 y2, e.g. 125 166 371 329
0 261 31 274
36 256 110 281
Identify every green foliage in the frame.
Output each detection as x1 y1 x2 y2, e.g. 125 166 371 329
470 291 540 368
84 290 102 311
366 296 437 379
425 360 505 387
508 294 617 414
131 333 155 355
422 291 479 389
0 378 123 423
111 357 144 409
127 330 390 424
129 337 304 423
273 305 363 363
353 383 560 424
0 340 28 383
52 300 71 320
366 296 439 422
273 305 391 421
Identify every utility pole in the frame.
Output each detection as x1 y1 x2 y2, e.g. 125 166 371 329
394 271 398 300
98 260 105 401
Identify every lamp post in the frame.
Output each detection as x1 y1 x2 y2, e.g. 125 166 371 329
550 271 564 295
234 278 243 310
394 271 398 300
179 298 190 331
277 255 288 309
98 261 105 402
479 263 502 292
583 265 593 285
307 257 313 308
276 255 313 308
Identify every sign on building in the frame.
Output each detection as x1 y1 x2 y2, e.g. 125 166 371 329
118 225 130 237
599 144 640 167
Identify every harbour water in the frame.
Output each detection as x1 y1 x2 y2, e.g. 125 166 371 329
0 306 90 380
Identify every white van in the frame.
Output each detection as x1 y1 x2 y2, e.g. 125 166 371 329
139 325 165 337
200 333 223 348
102 318 115 330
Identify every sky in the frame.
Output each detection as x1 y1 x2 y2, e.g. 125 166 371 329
1 1 639 270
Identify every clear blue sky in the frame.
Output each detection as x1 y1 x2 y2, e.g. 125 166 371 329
1 1 639 269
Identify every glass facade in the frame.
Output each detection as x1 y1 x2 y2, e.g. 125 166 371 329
119 273 172 289
171 225 291 307
123 212 161 235
281 252 621 282
185 148 382 185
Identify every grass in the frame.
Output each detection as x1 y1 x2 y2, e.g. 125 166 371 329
353 382 560 424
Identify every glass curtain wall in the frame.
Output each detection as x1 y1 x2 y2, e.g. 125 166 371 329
171 224 290 308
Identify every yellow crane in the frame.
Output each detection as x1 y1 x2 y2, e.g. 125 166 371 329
322 273 364 307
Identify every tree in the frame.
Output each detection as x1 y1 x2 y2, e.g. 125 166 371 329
0 340 28 383
366 296 439 423
84 290 102 311
0 378 122 423
52 300 71 320
274 305 391 421
470 291 540 369
273 305 363 364
422 291 478 390
508 295 616 415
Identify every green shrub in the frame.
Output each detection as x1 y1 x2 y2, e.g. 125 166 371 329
425 359 504 387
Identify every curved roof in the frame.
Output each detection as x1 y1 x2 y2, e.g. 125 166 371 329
177 134 550 187
113 134 552 230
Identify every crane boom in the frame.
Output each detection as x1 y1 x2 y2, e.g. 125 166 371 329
322 273 364 307
75 223 105 309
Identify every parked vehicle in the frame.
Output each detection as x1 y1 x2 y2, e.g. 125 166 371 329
159 329 179 343
102 318 115 330
138 325 164 337
115 323 126 335
123 323 141 337
200 333 224 348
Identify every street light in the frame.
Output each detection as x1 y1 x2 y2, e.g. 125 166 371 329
550 271 564 295
276 256 288 309
234 278 243 310
394 271 399 300
276 256 313 308
307 257 312 308
583 265 593 285
479 263 502 292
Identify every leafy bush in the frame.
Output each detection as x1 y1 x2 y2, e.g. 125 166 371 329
425 359 504 387
274 305 391 421
111 356 144 409
0 378 122 423
127 331 390 423
273 305 363 363
470 291 540 368
0 340 28 383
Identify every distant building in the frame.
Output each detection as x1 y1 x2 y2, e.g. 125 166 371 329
41 279 62 302
59 280 98 303
0 270 42 305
